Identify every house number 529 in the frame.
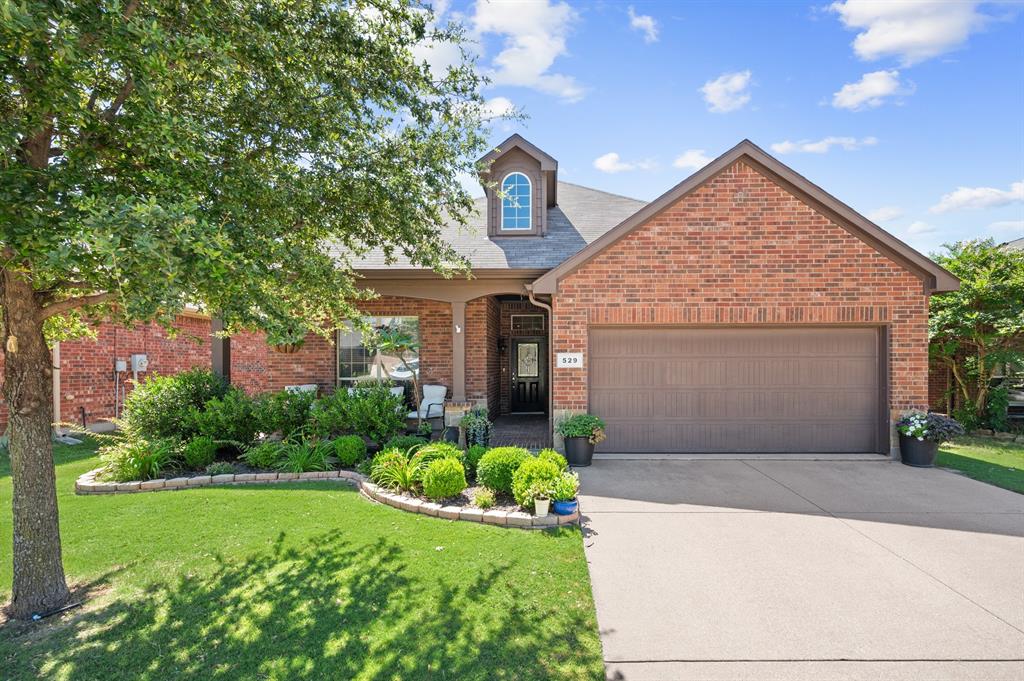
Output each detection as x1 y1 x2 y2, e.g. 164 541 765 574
556 352 583 368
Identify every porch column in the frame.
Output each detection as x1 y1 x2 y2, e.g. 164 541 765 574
211 317 231 383
451 301 466 402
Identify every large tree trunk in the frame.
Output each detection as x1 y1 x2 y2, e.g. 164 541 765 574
1 269 71 619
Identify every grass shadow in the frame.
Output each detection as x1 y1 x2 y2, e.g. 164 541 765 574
1 529 602 680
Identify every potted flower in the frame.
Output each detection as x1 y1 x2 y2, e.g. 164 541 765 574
556 414 606 467
896 411 965 467
266 324 308 354
529 480 552 517
551 471 580 515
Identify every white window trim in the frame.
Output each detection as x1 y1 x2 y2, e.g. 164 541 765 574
500 171 533 231
336 316 420 384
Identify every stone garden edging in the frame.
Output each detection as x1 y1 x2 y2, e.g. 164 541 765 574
75 468 580 530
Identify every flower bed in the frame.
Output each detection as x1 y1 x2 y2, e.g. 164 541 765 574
74 467 580 529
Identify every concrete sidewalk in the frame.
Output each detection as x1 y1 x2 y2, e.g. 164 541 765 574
578 460 1024 681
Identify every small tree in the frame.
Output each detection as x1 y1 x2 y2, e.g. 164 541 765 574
1 1 492 619
371 325 422 426
929 239 1024 427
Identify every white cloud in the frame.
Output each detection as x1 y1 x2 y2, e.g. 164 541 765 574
832 70 907 110
473 0 585 102
672 149 713 171
481 96 516 120
866 205 904 222
989 220 1024 233
830 0 990 66
930 180 1024 213
628 6 659 43
700 70 752 113
593 152 655 174
907 221 937 235
770 136 878 154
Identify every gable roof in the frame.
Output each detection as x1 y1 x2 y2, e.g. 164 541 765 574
531 139 959 295
478 133 558 172
347 181 646 272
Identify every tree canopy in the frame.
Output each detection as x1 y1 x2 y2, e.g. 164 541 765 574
929 239 1024 426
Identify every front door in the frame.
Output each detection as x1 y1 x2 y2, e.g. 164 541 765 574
510 337 547 413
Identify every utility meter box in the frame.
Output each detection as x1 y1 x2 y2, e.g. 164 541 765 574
130 354 149 373
114 359 127 373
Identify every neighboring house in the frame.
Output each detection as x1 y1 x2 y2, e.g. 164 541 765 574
289 135 956 457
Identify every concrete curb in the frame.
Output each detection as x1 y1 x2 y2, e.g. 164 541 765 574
76 467 580 530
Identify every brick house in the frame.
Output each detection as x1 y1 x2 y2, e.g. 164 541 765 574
18 136 957 456
271 135 955 457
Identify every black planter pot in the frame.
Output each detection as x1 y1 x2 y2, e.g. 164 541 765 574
564 437 594 467
899 434 939 467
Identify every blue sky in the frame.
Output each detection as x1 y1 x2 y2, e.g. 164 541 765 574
428 0 1024 255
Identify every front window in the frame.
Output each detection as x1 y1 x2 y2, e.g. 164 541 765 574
500 172 532 231
337 316 420 385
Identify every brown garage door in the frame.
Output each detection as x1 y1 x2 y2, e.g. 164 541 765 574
589 327 881 453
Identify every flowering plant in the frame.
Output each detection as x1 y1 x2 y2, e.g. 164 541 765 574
895 411 964 444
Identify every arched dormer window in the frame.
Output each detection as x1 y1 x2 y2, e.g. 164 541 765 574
500 172 532 231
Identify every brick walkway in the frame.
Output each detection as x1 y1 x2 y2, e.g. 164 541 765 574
490 414 551 449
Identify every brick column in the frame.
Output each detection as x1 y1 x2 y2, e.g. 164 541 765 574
451 301 466 402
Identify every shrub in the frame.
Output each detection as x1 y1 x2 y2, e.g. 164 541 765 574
465 444 487 477
193 387 258 446
182 435 218 470
206 461 236 476
460 407 492 447
986 385 1010 432
121 369 228 439
412 441 464 467
275 440 336 473
345 382 406 444
383 435 429 453
476 446 530 493
421 458 468 500
243 441 285 469
308 390 349 438
369 448 423 492
100 438 178 482
254 390 316 438
333 435 367 467
556 413 606 445
550 471 580 502
473 488 495 509
537 448 568 472
511 457 562 509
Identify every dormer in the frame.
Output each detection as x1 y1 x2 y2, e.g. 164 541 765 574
478 134 558 237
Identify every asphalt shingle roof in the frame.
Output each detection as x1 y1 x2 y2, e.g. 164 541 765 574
348 181 647 271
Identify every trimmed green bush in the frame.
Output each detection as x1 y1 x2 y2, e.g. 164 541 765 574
465 444 487 477
121 369 228 439
383 435 429 453
413 441 464 467
333 435 367 467
254 390 316 438
206 461 236 476
345 382 406 444
511 457 562 509
476 446 530 493
242 441 284 469
421 457 468 500
193 387 258 446
309 390 349 438
182 435 218 470
537 448 568 472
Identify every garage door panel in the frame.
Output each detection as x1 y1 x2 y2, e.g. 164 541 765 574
590 328 880 454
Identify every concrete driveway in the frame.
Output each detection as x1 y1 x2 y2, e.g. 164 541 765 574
578 460 1024 681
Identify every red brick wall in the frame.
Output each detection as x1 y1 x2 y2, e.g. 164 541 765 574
0 314 212 429
466 295 500 413
552 160 930 430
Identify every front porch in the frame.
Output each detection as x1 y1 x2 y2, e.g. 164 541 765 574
490 414 551 449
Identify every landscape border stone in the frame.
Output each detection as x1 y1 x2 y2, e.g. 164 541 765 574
75 467 580 529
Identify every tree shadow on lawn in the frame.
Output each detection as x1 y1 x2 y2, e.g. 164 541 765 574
2 529 603 681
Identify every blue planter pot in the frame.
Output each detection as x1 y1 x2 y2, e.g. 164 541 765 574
553 499 578 516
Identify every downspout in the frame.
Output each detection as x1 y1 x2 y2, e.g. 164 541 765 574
525 285 555 444
51 341 61 435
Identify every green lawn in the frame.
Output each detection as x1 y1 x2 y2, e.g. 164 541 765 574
938 436 1024 494
0 441 603 680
